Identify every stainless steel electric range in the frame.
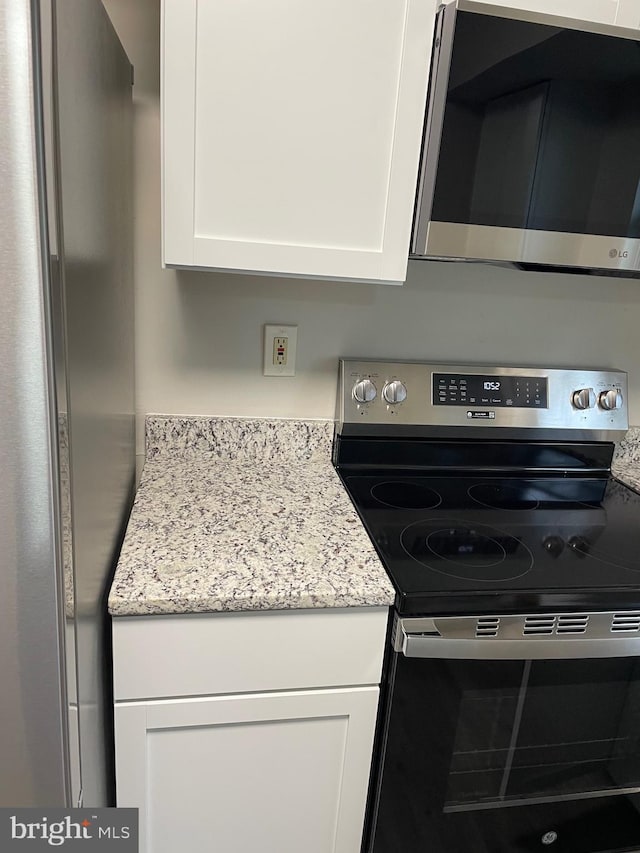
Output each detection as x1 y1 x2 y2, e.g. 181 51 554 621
333 360 640 853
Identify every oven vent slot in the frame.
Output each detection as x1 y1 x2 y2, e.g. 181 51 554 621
523 616 555 635
476 617 500 637
556 615 589 634
611 613 640 633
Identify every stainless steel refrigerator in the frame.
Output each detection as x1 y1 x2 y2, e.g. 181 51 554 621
0 0 134 808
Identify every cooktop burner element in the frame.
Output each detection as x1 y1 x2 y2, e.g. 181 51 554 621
334 359 635 615
370 481 442 509
401 517 534 582
467 482 540 510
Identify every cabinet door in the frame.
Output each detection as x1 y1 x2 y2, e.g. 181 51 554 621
616 1 640 28
162 0 435 284
472 0 618 26
115 687 379 853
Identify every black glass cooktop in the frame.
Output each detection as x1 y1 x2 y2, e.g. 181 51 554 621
340 473 640 615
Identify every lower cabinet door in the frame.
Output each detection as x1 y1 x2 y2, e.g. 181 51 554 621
115 687 379 853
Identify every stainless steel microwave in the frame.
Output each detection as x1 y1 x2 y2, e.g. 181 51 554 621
411 1 640 277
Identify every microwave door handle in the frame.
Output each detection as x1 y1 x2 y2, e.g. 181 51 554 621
411 0 458 255
395 615 640 660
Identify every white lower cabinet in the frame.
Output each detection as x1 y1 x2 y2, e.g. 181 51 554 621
115 687 379 853
113 607 389 853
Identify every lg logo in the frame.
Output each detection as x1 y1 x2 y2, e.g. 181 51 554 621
609 248 629 259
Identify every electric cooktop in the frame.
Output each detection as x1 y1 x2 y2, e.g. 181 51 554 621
341 473 640 614
334 360 637 616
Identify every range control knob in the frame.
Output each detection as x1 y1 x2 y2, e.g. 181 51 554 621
352 378 377 404
598 389 623 411
571 388 596 410
568 536 590 556
382 380 407 405
543 535 564 558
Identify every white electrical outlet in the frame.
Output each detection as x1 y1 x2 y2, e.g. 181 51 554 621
263 325 297 376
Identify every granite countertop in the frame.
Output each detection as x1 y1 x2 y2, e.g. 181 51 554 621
612 426 640 492
108 416 395 616
109 417 640 618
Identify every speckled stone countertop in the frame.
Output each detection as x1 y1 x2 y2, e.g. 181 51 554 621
108 416 394 616
613 426 640 492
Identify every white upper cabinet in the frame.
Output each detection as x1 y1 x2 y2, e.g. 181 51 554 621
471 0 619 27
162 0 436 284
616 1 640 28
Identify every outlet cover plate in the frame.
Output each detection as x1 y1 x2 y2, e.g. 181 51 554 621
263 324 297 376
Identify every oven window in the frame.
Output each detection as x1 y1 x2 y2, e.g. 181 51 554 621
370 656 640 853
446 659 640 808
432 13 640 238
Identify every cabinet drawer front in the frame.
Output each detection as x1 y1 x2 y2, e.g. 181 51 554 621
112 606 389 700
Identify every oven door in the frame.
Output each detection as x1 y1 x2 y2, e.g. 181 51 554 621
411 1 640 276
368 615 640 853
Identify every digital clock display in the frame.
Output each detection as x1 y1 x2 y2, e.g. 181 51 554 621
433 373 548 408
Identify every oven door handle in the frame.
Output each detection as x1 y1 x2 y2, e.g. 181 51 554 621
394 613 640 660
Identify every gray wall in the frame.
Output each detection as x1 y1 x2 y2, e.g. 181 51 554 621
103 0 640 454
